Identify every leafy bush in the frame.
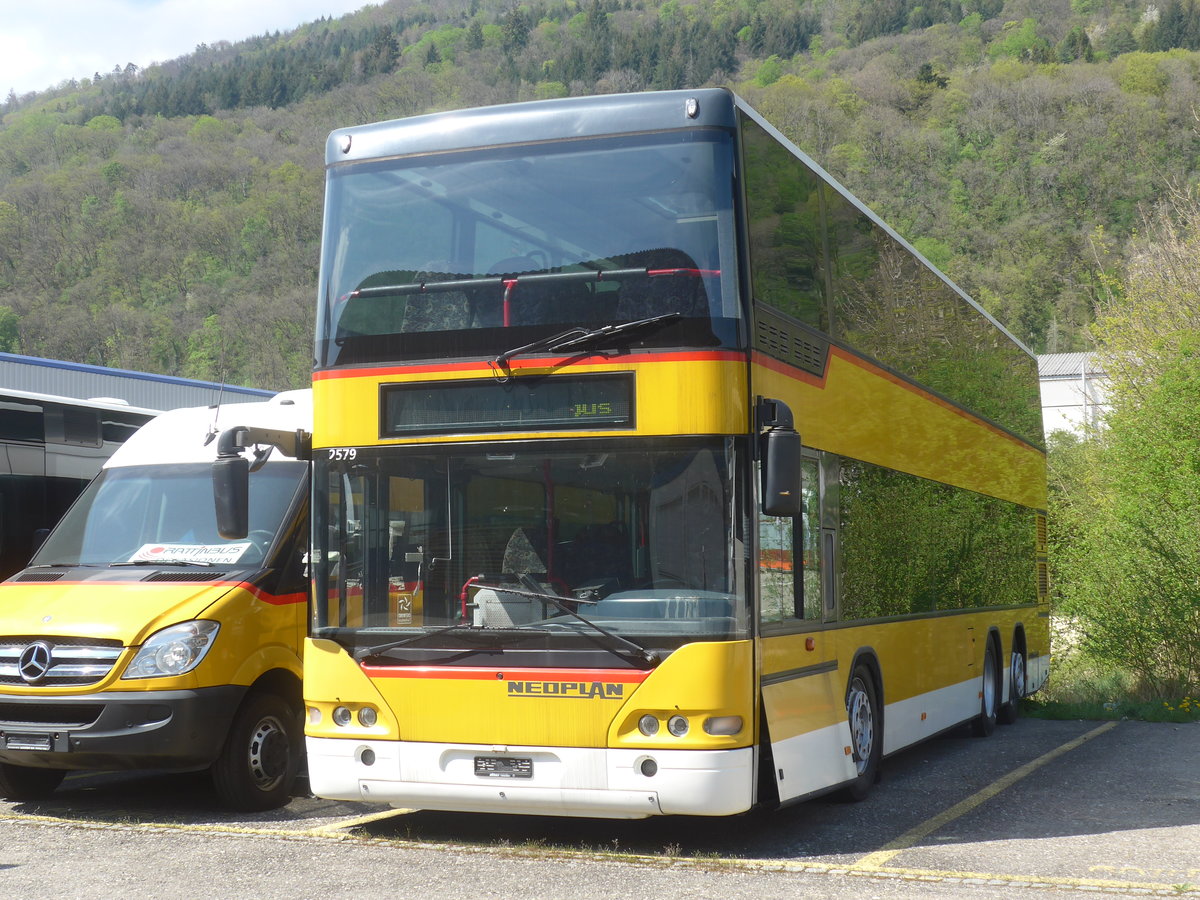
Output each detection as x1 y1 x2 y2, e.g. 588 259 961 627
1052 190 1200 699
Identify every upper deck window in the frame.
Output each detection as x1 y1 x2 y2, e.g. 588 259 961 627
317 130 741 367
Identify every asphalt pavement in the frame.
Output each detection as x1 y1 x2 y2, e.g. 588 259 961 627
0 717 1197 898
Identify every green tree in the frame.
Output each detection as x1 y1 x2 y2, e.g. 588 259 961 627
502 7 531 53
1055 189 1200 697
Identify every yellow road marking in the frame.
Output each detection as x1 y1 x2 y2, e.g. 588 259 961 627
309 807 416 832
856 720 1119 871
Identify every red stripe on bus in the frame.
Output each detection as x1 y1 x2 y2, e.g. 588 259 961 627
361 665 651 682
313 350 744 381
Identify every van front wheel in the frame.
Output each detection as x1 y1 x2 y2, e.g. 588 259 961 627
211 691 300 812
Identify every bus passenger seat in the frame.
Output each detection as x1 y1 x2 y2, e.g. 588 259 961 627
614 248 708 321
502 527 547 577
403 261 471 331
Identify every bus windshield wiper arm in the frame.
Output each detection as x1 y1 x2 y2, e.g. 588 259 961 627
112 559 214 567
477 575 660 669
353 620 476 661
547 313 680 355
491 313 681 375
492 327 589 371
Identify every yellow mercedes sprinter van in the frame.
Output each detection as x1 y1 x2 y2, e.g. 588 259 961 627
0 390 311 810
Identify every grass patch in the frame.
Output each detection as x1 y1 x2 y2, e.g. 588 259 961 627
1024 697 1200 723
1025 642 1200 722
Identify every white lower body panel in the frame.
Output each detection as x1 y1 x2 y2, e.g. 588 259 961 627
1027 651 1049 695
882 676 982 754
768 719 858 802
767 675 984 803
306 737 754 819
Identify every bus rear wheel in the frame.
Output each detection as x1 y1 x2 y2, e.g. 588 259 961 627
0 762 65 801
211 691 300 812
839 664 881 802
998 646 1026 725
972 641 999 737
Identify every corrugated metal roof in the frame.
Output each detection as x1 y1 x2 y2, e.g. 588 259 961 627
0 353 275 411
1038 352 1106 379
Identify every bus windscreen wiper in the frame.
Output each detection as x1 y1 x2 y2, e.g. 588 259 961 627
492 313 680 375
491 327 589 371
548 313 680 355
477 575 661 670
353 619 477 661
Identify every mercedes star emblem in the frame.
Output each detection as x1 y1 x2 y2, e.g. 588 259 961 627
18 641 53 684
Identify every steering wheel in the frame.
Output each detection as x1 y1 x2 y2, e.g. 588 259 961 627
240 529 276 563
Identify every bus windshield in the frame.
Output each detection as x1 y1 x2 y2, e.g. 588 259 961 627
31 462 308 568
317 130 741 367
312 439 748 657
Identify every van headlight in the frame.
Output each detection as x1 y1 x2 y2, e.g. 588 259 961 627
123 621 220 679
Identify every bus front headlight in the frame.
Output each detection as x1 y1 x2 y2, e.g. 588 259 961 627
122 621 220 679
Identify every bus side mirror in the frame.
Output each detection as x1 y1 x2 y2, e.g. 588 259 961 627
758 397 802 518
213 456 250 540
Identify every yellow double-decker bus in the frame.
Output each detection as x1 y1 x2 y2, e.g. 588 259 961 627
303 89 1048 818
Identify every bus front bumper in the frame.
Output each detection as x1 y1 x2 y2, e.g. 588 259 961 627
306 737 754 818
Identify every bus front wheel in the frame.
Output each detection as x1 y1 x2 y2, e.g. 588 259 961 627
0 762 65 801
839 664 881 802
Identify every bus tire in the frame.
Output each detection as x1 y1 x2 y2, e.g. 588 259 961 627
972 640 1000 737
0 762 65 801
998 645 1026 725
839 664 881 802
211 691 300 812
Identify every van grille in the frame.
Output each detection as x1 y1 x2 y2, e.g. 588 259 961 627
12 571 67 582
142 571 227 583
0 638 124 687
0 703 102 728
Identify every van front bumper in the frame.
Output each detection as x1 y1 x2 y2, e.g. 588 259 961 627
0 685 247 771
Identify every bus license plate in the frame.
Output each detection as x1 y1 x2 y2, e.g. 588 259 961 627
474 756 532 778
4 733 52 751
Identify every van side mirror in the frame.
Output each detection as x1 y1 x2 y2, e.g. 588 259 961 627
213 425 251 540
214 455 250 540
212 423 312 541
758 397 802 518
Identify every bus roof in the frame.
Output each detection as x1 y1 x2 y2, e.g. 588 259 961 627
0 387 161 417
326 88 737 166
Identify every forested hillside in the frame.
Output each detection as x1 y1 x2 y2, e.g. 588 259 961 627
2 0 1200 389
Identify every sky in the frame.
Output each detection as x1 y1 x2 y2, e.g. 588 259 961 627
1 0 372 98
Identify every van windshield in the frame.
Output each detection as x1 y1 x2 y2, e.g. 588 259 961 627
31 462 307 568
